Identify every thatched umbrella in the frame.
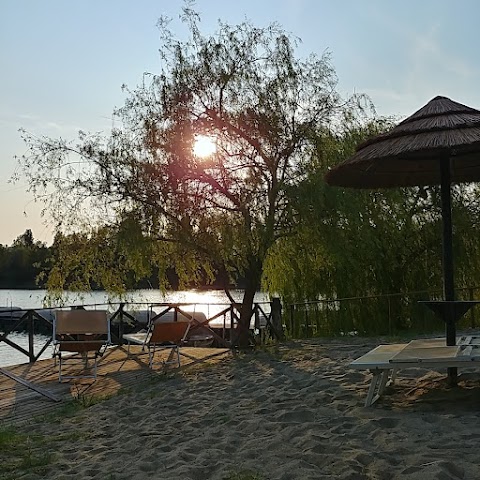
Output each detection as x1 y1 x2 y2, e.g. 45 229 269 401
325 96 480 382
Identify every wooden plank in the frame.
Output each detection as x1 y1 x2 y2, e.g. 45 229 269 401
0 367 62 402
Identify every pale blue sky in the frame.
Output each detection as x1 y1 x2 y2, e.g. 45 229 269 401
1 0 479 246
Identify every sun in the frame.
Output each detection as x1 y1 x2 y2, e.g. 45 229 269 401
193 135 217 158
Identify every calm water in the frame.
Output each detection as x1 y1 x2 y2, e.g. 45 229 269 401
0 288 269 367
0 332 53 367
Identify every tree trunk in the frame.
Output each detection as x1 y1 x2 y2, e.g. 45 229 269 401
236 259 262 348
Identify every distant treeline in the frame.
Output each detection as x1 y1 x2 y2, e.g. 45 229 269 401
0 229 234 290
0 230 49 288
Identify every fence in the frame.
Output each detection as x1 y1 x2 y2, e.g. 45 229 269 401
0 300 281 365
285 286 480 338
9 286 479 363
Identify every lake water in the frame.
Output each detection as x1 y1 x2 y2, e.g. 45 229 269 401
0 288 271 310
0 332 53 367
0 288 270 367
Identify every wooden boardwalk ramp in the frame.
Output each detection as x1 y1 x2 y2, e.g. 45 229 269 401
0 345 231 425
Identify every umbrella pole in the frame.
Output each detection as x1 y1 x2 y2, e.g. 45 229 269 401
440 158 455 305
440 157 457 384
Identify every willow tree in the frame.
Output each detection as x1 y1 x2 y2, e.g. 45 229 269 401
264 119 480 334
17 5 368 343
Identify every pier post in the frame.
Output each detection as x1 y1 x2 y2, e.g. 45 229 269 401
118 303 125 346
271 297 284 340
27 310 35 363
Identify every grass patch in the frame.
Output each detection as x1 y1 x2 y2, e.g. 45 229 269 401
0 425 53 479
0 426 23 450
72 390 113 408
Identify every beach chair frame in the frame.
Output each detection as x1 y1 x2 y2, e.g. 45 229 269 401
146 321 191 369
53 310 111 382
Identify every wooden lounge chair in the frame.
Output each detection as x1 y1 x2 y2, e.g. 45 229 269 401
123 321 190 369
53 310 111 382
350 336 480 406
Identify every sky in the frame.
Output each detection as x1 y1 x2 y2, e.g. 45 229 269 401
1 0 479 246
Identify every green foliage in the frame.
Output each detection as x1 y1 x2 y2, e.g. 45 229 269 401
0 230 49 288
264 120 480 335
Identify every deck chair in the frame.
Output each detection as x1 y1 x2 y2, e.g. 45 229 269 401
154 310 215 347
53 310 111 382
146 321 190 369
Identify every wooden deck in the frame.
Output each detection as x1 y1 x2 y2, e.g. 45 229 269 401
0 345 231 425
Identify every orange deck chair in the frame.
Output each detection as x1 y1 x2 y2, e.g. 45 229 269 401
145 321 190 369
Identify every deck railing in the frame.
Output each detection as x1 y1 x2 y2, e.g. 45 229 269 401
0 299 283 365
0 309 54 363
5 286 480 364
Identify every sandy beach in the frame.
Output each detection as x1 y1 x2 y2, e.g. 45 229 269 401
2 337 480 479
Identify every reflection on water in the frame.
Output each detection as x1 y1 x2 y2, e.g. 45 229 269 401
0 289 268 310
0 289 270 367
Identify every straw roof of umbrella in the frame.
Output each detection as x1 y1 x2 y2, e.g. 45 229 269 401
325 96 480 188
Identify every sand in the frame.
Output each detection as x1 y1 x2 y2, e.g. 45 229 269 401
3 337 480 479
